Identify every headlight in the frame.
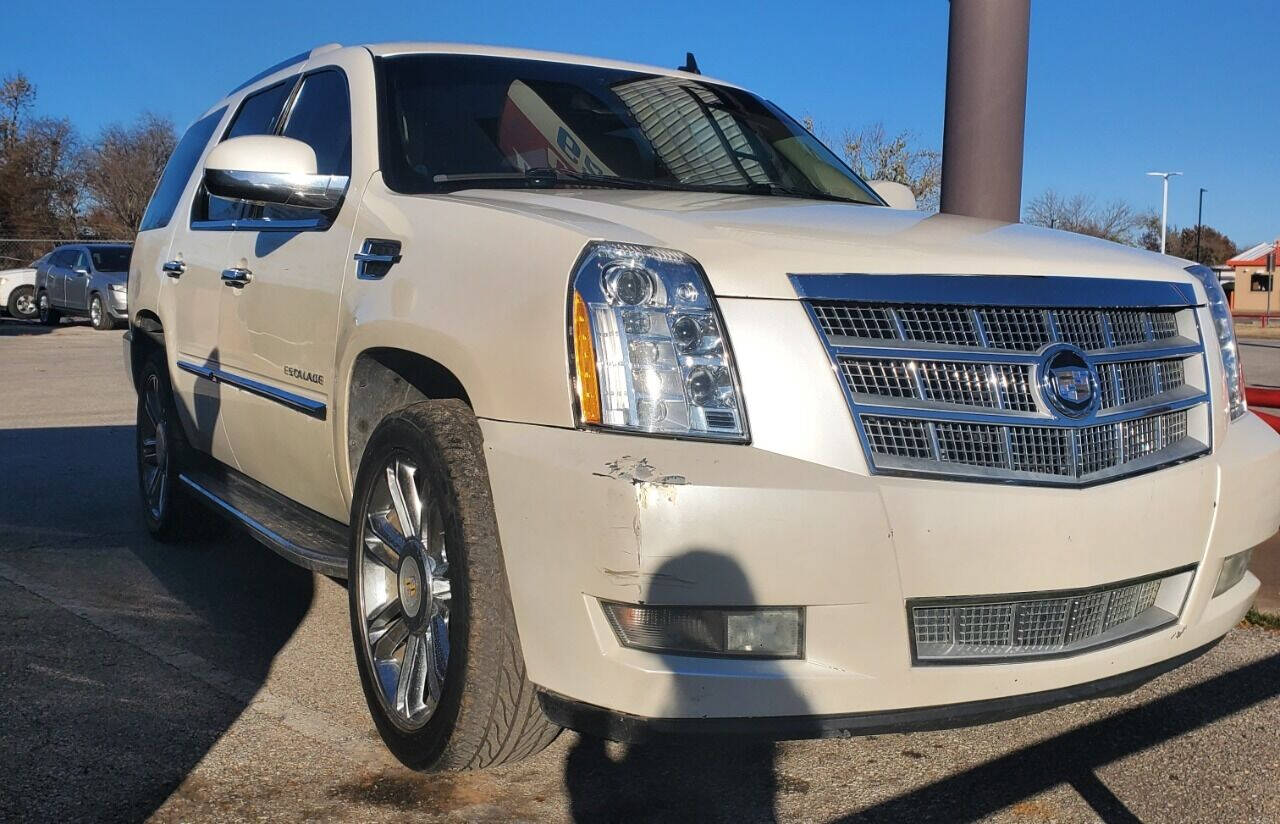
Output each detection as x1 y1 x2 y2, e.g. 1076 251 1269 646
1186 264 1246 421
569 242 748 441
109 282 127 294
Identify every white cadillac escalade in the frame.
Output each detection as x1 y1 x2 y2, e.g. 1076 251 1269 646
123 42 1280 770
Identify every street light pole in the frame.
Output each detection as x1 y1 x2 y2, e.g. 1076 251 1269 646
1147 171 1183 254
1195 187 1207 264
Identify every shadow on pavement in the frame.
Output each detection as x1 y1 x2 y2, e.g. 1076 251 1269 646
0 423 314 822
563 550 807 823
0 317 90 336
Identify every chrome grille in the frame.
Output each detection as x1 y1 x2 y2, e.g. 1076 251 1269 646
811 302 1183 351
840 358 1037 412
795 274 1211 487
1099 358 1186 409
864 410 1191 480
910 569 1185 662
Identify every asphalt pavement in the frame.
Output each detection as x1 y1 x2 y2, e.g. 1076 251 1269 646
2 317 1280 823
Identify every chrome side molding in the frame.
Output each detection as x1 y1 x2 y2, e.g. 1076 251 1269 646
176 360 326 420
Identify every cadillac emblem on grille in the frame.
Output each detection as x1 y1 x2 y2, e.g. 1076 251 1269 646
1040 345 1098 418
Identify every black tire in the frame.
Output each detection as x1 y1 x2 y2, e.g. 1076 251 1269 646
37 291 60 326
136 350 199 542
348 399 559 770
7 284 37 319
90 294 114 330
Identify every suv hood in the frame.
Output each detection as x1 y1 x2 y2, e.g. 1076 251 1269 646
451 189 1192 300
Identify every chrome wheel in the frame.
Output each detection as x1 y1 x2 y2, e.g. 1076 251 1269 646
356 456 451 731
14 291 34 317
90 296 103 327
138 372 169 519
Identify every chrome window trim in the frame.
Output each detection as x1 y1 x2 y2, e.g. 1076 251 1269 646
790 273 1200 308
792 274 1213 487
177 360 326 420
190 216 330 232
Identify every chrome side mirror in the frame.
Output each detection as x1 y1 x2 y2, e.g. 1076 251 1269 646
203 135 347 211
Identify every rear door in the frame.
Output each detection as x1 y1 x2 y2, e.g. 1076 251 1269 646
217 66 360 520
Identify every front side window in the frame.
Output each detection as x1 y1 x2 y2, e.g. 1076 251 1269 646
262 69 352 221
50 250 76 268
140 107 227 232
377 54 879 204
196 79 297 222
90 247 131 272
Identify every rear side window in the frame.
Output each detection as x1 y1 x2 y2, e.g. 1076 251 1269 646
139 107 227 232
262 69 352 221
197 79 297 222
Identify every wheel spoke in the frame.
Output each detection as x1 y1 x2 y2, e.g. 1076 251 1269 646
145 463 163 499
423 623 444 706
144 384 164 428
365 595 401 630
141 438 158 464
395 633 428 717
425 503 448 576
386 461 421 538
365 512 404 569
372 615 409 661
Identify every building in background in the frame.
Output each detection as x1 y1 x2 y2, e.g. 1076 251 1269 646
1225 239 1278 316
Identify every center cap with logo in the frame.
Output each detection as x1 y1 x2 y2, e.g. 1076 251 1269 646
1039 344 1099 418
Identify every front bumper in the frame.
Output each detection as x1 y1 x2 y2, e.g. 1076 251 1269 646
480 298 1280 732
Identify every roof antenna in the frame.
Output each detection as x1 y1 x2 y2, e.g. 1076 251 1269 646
678 52 701 74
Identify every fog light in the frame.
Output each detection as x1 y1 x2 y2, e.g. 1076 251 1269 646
1213 548 1253 597
600 602 802 658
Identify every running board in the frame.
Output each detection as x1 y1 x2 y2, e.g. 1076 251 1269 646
179 464 349 578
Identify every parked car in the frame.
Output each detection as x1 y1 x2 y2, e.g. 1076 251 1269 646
35 243 132 329
124 43 1280 771
0 254 46 320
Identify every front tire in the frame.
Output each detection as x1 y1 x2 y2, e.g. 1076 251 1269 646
7 285 36 319
37 291 60 326
348 399 559 770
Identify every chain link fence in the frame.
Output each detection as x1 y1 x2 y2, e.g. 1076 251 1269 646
0 237 134 271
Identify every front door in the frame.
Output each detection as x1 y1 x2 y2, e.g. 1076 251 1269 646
216 67 359 521
65 248 92 311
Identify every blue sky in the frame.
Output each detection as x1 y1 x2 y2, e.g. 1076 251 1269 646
6 0 1277 245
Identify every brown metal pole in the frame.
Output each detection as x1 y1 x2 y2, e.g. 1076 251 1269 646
940 0 1031 222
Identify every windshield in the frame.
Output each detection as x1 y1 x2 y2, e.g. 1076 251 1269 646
377 54 881 204
90 247 131 272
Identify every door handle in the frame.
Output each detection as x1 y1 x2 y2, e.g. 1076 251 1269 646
162 260 186 278
221 267 253 288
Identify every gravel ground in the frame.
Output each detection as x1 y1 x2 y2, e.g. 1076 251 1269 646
2 317 1279 823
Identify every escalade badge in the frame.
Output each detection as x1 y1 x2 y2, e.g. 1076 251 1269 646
1040 346 1097 418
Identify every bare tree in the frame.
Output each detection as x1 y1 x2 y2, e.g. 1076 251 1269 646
1023 189 1144 245
0 73 82 237
804 118 942 211
80 114 176 236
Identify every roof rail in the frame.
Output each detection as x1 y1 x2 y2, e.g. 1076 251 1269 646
227 43 343 95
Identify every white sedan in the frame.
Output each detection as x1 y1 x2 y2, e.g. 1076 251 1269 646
0 254 46 320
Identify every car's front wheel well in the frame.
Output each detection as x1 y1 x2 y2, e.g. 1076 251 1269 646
347 348 472 485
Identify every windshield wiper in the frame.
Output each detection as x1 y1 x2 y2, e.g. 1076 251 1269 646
737 181 863 204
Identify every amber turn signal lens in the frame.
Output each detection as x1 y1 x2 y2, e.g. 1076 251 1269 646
572 291 602 424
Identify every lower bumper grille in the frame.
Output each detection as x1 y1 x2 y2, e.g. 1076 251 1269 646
909 567 1193 663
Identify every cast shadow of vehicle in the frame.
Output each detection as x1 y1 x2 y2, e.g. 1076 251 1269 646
0 316 89 336
559 555 1280 823
563 549 810 823
0 423 314 822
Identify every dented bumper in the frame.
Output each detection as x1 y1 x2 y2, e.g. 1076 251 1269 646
480 409 1280 728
